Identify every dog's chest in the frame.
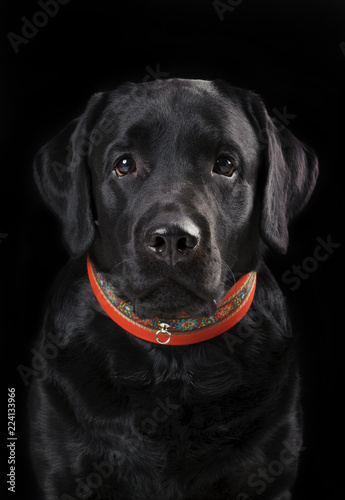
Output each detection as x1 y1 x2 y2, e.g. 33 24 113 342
103 383 244 495
105 354 245 460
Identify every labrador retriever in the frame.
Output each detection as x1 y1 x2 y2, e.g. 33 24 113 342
30 79 318 500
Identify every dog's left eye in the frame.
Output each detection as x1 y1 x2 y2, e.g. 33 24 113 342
114 157 136 177
213 157 236 177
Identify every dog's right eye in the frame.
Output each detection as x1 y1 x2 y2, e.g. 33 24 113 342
114 157 136 177
213 157 236 177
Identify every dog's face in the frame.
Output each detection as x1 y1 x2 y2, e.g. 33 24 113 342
34 79 318 318
90 80 262 318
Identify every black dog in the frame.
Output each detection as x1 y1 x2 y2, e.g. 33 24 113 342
30 79 318 500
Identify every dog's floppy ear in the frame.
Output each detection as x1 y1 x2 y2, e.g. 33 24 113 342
250 94 318 254
33 92 108 258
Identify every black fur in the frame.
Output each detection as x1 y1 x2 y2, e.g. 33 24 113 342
30 79 318 500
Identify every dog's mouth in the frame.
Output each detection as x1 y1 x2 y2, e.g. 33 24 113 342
131 278 220 319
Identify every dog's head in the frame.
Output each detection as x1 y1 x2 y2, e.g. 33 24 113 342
34 79 318 318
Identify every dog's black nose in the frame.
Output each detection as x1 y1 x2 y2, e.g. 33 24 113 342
144 220 200 266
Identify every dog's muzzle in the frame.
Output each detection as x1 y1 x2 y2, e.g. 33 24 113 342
144 219 200 268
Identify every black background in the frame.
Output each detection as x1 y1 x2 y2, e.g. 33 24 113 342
1 0 344 498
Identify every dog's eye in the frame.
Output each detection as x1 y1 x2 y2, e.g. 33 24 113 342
213 157 236 177
114 157 136 177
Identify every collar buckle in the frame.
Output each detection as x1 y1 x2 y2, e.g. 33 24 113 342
156 323 171 344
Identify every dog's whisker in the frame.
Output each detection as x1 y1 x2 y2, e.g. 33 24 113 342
219 259 235 287
111 258 131 270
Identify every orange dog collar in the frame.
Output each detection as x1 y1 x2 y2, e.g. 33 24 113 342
87 255 256 346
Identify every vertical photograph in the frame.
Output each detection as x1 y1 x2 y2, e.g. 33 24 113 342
1 1 344 498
